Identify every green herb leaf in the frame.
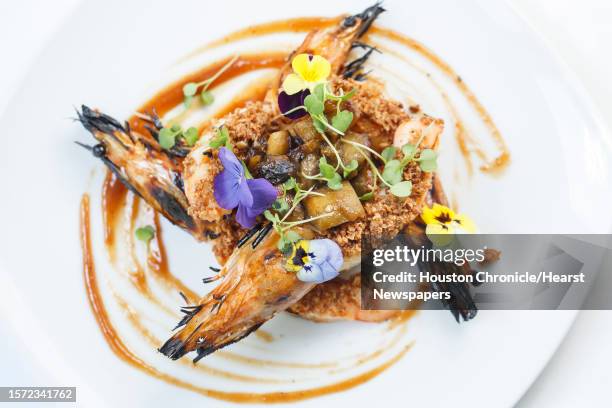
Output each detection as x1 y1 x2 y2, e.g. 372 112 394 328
419 160 437 172
417 149 438 172
277 235 292 254
328 87 357 101
341 88 357 101
171 124 181 132
159 127 177 150
418 149 437 161
382 146 397 162
200 91 214 105
359 191 374 202
135 225 155 243
327 173 343 190
272 198 289 213
343 159 358 178
210 126 229 148
312 116 327 134
183 127 199 146
401 144 416 159
319 157 336 179
331 110 353 133
283 177 296 192
264 210 277 223
284 230 302 243
304 94 324 115
313 83 325 102
382 159 403 185
390 181 413 197
220 126 229 139
183 82 198 97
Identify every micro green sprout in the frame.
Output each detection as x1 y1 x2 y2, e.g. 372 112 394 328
340 130 438 198
182 55 239 108
135 225 155 243
158 124 199 150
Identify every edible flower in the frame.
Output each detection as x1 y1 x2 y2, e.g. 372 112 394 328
421 204 476 246
285 239 343 283
278 54 331 119
282 54 331 95
277 89 310 120
213 147 277 228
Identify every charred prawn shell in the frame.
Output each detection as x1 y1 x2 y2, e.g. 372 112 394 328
342 3 385 80
344 42 381 80
76 105 208 239
342 2 385 38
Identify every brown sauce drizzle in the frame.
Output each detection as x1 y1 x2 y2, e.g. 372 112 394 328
213 77 272 120
128 53 286 135
101 171 127 258
148 212 199 303
197 17 341 51
254 330 274 343
101 170 198 303
368 26 510 174
83 191 413 402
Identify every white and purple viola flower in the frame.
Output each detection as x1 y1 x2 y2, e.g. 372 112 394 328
285 239 343 283
213 147 278 228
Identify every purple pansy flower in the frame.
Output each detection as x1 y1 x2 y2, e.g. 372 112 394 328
278 89 310 120
213 147 277 228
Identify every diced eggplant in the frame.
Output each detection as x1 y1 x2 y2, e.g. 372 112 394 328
290 119 319 142
303 181 365 231
320 132 369 179
352 117 391 152
288 119 320 154
297 153 320 189
320 144 336 166
351 166 375 197
338 132 369 178
247 153 263 169
267 130 289 155
285 202 305 222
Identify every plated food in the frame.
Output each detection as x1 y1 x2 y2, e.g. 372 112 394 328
76 2 507 401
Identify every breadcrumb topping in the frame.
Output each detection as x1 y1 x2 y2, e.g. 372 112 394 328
288 274 399 322
332 77 409 150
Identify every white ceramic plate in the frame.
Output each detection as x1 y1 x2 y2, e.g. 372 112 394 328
0 0 610 407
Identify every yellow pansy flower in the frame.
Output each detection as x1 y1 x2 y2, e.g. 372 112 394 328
286 240 311 272
282 54 331 95
421 204 476 246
